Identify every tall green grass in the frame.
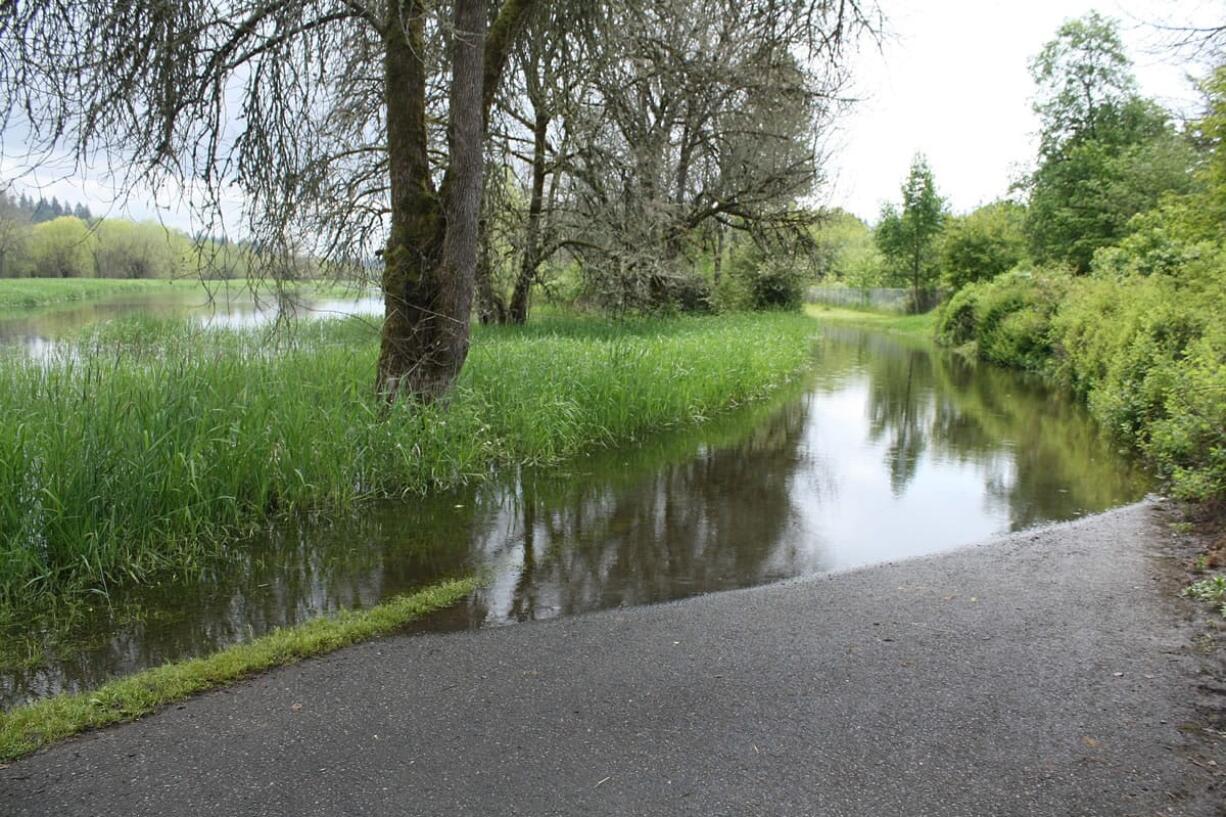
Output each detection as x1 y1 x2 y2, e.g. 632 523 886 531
0 311 816 604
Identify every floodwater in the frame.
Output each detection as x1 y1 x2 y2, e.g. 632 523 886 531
0 308 1150 707
0 287 383 358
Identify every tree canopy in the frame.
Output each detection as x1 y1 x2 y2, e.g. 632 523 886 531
1022 13 1196 272
1 0 875 398
876 154 945 304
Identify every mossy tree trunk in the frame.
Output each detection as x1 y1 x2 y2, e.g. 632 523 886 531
376 0 537 401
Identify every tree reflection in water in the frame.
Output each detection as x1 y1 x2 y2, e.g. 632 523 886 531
1 326 1149 708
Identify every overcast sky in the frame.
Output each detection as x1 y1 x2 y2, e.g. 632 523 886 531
825 0 1220 222
2 0 1221 232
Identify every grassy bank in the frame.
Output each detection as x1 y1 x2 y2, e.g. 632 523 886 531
0 577 476 760
0 278 187 310
804 303 937 339
0 311 816 605
935 269 1225 504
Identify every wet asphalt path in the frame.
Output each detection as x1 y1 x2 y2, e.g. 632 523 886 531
2 500 1222 816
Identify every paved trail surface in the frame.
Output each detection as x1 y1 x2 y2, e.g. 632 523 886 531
3 500 1223 816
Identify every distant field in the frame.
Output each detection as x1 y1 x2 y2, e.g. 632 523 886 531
804 303 937 339
0 279 185 310
0 278 373 311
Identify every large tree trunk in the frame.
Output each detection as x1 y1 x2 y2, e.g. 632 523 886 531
375 0 537 400
377 0 487 401
508 109 550 325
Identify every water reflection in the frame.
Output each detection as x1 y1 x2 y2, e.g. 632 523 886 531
0 290 381 359
0 325 1150 707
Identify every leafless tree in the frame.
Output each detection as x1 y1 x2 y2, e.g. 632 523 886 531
0 0 538 400
0 0 873 392
473 0 875 320
477 0 589 323
554 0 866 311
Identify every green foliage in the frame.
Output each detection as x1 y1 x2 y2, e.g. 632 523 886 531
0 205 269 281
26 217 95 278
1182 576 1226 619
1196 66 1226 231
92 219 188 279
0 311 817 604
938 256 1225 503
934 268 1070 369
1026 101 1194 271
1030 11 1136 152
939 200 1028 289
809 209 885 287
1024 14 1197 272
876 154 946 300
728 239 809 309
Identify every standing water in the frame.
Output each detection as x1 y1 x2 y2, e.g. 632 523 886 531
0 321 1149 707
0 287 383 359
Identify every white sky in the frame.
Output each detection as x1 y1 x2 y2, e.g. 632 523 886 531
2 0 1221 231
826 0 1221 222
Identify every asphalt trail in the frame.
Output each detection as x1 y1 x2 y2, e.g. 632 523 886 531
3 500 1223 816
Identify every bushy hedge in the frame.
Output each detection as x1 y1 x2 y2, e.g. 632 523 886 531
935 261 1226 504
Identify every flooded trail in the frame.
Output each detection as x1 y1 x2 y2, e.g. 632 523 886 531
4 501 1220 816
1 324 1149 707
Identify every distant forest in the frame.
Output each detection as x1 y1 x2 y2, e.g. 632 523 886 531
6 192 94 224
0 189 308 280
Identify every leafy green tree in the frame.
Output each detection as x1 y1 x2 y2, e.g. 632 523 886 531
1092 63 1226 277
1031 12 1136 153
939 200 1028 290
810 209 884 285
1024 14 1196 271
92 220 184 279
1189 65 1226 235
876 154 946 306
27 216 95 278
0 193 30 278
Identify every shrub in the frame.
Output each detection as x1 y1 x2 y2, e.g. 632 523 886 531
934 284 981 346
728 249 806 310
936 259 1225 504
934 268 1069 369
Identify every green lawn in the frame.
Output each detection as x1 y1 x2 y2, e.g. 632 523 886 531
804 303 937 339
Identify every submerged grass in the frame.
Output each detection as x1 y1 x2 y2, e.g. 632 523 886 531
804 304 937 339
0 577 476 760
0 310 816 604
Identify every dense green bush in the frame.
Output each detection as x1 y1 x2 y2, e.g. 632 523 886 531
938 200 1028 289
935 268 1070 369
728 241 808 310
937 260 1225 504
